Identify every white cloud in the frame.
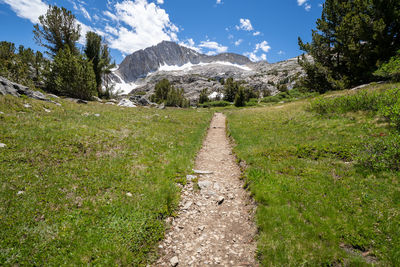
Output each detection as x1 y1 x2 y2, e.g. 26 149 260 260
157 0 164 4
106 0 179 54
216 0 222 4
234 39 243 46
228 34 234 39
278 50 285 55
244 52 266 62
199 40 228 54
297 0 307 5
2 0 48 23
244 41 271 62
297 0 311 11
253 31 261 36
236 18 253 31
179 38 202 53
80 5 91 21
255 41 271 53
103 10 118 21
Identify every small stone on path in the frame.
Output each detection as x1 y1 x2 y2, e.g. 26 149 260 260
198 180 212 190
186 175 196 181
193 169 213 175
217 196 225 205
169 256 179 266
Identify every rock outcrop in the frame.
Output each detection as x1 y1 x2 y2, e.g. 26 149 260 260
109 41 310 101
0 76 60 105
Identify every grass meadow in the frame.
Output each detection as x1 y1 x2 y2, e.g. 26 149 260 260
0 96 212 265
226 84 400 266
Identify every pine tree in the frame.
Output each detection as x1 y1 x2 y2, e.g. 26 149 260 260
223 77 239 102
299 0 400 92
84 32 115 97
47 47 96 100
234 87 246 107
33 5 81 57
199 88 209 104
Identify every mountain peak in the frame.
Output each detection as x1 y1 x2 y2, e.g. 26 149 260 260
117 41 251 83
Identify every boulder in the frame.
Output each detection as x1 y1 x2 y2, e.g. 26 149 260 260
138 97 150 106
117 98 136 108
0 76 60 105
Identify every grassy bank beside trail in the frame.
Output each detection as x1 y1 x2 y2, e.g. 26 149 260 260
0 96 212 266
226 86 400 266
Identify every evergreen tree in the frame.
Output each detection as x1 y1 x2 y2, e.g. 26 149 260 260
153 79 172 103
223 77 239 102
47 47 96 100
374 50 400 82
0 41 16 79
299 0 400 92
33 5 81 57
234 87 246 107
84 32 115 97
199 88 209 104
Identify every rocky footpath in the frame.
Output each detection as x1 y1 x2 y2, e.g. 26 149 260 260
156 113 257 266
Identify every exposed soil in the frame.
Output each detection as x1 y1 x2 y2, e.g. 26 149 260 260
155 113 258 266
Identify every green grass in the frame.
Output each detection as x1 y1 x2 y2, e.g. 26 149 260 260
0 95 212 266
225 86 400 266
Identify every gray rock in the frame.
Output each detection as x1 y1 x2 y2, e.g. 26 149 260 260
117 98 136 107
138 97 150 106
183 201 192 210
116 41 251 83
0 76 60 105
170 256 179 267
186 175 197 181
65 98 88 104
198 181 212 190
158 103 165 109
0 143 6 148
94 114 100 117
92 96 102 102
23 103 31 108
105 102 115 105
193 170 213 175
47 94 59 99
217 196 225 205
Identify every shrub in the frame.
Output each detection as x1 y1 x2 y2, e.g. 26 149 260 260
374 50 400 82
358 134 400 171
261 88 316 104
199 88 209 104
46 47 96 100
198 101 231 108
234 87 246 107
151 79 189 108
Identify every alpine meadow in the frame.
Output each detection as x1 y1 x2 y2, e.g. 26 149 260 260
1 0 400 266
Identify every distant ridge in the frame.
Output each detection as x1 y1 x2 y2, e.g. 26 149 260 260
116 41 252 83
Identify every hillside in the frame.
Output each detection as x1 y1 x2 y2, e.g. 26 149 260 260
110 41 308 100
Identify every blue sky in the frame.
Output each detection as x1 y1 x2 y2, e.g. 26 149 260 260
0 0 324 64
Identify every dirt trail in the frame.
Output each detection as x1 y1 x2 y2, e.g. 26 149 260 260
156 113 257 266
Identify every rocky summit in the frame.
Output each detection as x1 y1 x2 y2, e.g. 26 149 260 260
110 41 309 101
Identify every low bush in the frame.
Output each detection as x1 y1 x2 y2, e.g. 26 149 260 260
357 133 400 171
310 87 400 129
198 100 231 108
261 88 316 103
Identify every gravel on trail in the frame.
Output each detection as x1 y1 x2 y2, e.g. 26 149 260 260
156 113 258 266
